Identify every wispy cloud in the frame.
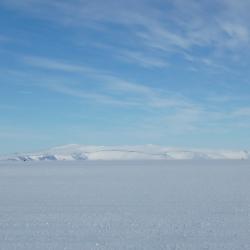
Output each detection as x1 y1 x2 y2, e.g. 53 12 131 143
21 55 193 109
118 50 169 68
16 54 250 135
3 0 250 69
23 55 97 74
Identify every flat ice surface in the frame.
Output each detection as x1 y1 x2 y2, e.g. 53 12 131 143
0 160 249 250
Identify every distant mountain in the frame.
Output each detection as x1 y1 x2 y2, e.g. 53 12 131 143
1 144 249 161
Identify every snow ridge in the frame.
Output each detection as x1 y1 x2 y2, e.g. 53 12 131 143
1 144 249 161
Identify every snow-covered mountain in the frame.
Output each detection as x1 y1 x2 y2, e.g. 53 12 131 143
1 144 249 161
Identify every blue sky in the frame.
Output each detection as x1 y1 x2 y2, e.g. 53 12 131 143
1 0 250 153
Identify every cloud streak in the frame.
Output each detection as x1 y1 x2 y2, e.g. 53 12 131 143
22 55 194 109
2 0 250 69
16 54 250 135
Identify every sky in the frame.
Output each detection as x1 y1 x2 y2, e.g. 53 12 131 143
1 0 250 154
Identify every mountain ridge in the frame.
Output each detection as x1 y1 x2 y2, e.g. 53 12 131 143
1 144 249 161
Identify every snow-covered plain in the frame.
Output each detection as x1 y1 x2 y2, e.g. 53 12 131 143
0 160 250 250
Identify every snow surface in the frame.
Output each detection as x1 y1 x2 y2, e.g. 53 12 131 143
0 160 250 250
1 144 249 161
